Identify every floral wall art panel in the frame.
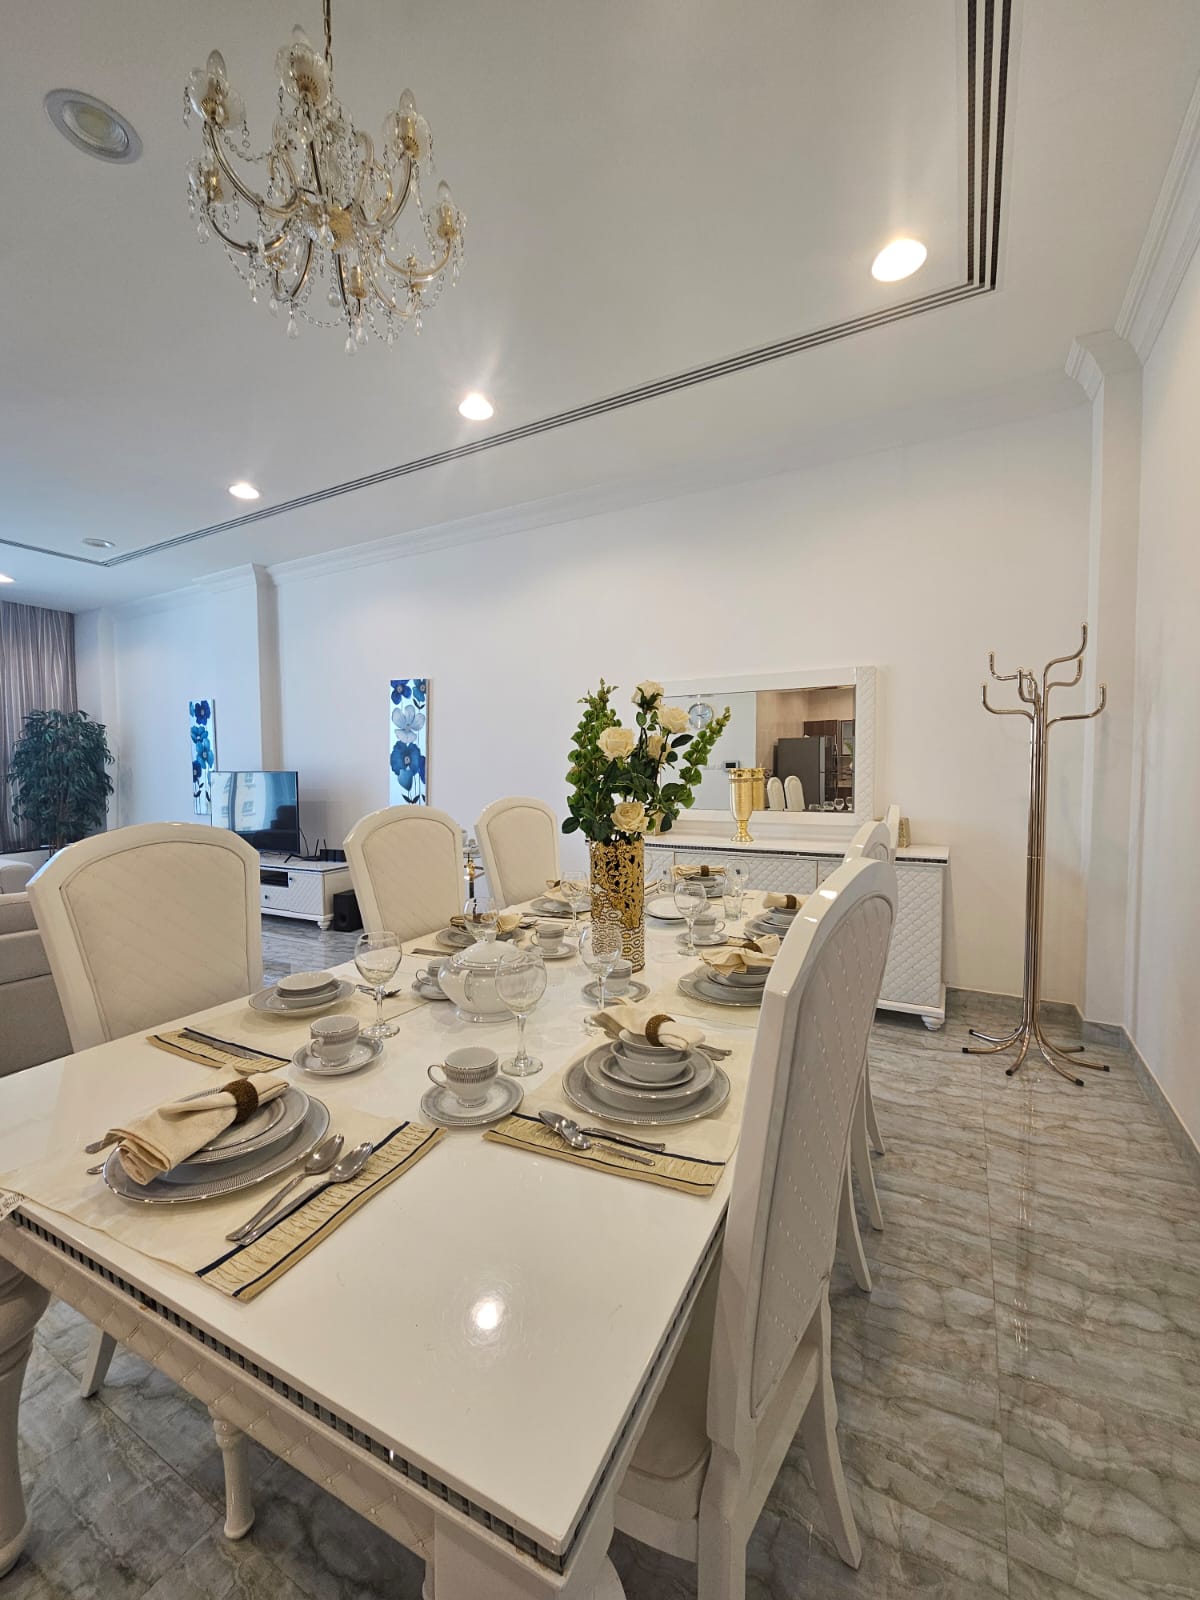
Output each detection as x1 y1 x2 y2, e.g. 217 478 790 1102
389 679 428 805
189 698 217 815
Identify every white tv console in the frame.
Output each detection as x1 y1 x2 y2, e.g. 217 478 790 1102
257 853 352 930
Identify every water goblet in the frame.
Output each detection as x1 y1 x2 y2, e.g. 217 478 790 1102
579 921 622 1018
496 950 547 1077
672 867 708 956
560 879 590 942
724 863 747 922
354 931 402 1041
464 895 499 942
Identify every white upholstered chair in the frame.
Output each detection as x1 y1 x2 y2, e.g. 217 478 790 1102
884 802 901 857
783 774 805 812
474 796 560 908
765 775 785 810
344 805 464 942
614 857 897 1597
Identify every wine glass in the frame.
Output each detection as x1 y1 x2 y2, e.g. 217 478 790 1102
560 878 590 943
672 866 708 956
579 921 622 1014
354 931 402 1041
496 950 547 1076
724 864 747 922
464 894 499 942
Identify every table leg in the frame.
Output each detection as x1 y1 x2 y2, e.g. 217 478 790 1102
0 1259 50 1577
210 1411 255 1539
429 1516 625 1600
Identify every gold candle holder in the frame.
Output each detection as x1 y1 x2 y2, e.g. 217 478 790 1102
729 768 756 844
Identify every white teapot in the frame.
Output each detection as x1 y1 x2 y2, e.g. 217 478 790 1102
436 940 519 1024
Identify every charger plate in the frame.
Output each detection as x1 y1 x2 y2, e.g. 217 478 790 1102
249 981 355 1016
678 970 764 1009
563 1053 730 1128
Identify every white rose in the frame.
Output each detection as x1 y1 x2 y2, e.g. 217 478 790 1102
611 800 647 835
645 732 665 760
598 725 637 760
658 705 690 735
634 679 664 705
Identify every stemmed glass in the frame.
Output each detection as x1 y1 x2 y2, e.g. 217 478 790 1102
496 950 547 1076
579 921 622 1015
724 864 747 922
354 931 402 1041
673 866 708 956
560 879 590 943
464 895 499 942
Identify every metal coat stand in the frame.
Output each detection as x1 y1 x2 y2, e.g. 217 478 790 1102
964 625 1108 1086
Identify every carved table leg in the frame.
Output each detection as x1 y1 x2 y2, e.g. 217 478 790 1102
210 1411 255 1539
0 1259 51 1576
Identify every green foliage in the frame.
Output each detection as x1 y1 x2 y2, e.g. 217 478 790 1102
8 709 114 852
563 680 731 843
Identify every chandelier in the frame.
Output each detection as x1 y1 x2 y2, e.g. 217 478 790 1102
184 0 464 352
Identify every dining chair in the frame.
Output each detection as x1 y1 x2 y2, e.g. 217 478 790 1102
766 775 785 810
613 857 897 1597
344 805 464 942
884 802 901 857
474 796 560 908
783 774 806 812
27 821 263 1537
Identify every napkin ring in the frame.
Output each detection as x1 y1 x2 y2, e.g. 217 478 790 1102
644 1013 673 1047
222 1078 260 1124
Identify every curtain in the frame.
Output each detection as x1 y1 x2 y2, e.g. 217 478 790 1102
0 599 77 851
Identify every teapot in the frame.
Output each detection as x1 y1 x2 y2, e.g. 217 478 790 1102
436 940 519 1024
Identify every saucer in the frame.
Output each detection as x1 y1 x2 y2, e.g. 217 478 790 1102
249 979 356 1016
420 1075 523 1128
676 930 728 949
292 1038 382 1076
412 980 450 1002
582 977 649 1003
534 942 575 961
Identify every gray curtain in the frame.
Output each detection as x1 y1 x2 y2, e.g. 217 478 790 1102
0 599 77 852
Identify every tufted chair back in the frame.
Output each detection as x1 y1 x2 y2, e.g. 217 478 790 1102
845 817 892 863
474 797 561 908
344 805 464 942
28 823 263 1051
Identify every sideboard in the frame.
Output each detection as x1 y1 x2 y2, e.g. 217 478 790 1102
644 833 948 1028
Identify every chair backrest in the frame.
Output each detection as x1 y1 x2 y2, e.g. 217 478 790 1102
344 805 464 941
707 857 896 1450
884 803 901 857
0 859 35 894
28 823 263 1051
766 776 785 810
474 796 561 909
783 775 805 812
845 817 892 863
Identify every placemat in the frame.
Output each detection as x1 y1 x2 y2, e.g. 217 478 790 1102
148 1031 291 1072
484 1112 729 1197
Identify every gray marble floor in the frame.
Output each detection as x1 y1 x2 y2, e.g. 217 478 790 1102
11 955 1200 1599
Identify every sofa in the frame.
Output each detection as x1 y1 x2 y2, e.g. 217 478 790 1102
0 890 71 1076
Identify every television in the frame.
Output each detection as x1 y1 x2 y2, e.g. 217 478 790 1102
211 771 301 856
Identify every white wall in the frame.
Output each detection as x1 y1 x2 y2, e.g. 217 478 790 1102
1127 242 1200 1150
76 405 1093 1002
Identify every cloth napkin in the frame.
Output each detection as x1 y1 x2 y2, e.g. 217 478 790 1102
701 934 780 974
88 1071 288 1186
673 863 724 879
590 1000 704 1051
450 911 523 936
763 892 806 911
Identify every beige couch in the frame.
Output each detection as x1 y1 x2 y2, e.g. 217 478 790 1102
0 891 71 1076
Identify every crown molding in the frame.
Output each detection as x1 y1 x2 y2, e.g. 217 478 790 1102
1065 330 1141 400
1116 75 1200 362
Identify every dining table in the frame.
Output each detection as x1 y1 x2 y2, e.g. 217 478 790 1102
0 892 769 1599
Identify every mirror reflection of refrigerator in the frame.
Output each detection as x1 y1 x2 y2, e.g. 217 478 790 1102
775 736 829 807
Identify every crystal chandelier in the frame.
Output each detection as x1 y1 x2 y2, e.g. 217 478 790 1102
184 0 465 352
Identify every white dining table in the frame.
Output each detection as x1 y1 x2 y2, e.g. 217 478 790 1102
0 900 762 1598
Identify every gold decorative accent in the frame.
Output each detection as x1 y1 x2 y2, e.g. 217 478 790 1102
589 839 646 973
897 816 911 849
749 767 766 811
728 768 756 844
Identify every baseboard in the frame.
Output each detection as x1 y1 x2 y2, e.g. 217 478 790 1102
1124 1035 1200 1184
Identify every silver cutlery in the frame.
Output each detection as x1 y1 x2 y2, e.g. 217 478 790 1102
411 947 450 957
537 1111 655 1165
356 985 405 999
180 1027 289 1064
232 1139 373 1247
573 1125 667 1153
697 1043 732 1060
225 1133 345 1241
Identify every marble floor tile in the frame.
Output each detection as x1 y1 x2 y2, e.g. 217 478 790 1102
139 1528 308 1600
18 1337 107 1470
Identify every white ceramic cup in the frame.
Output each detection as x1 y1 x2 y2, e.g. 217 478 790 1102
606 957 633 993
536 921 567 948
427 1045 499 1107
309 1014 360 1067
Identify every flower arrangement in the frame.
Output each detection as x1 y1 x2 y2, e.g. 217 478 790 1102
562 679 732 843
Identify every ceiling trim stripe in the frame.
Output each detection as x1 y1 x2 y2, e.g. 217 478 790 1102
3 0 1012 574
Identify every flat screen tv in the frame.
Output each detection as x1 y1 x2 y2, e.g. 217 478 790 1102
211 770 301 855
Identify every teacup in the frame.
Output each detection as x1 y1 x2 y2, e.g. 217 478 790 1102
606 957 633 993
536 921 567 950
427 1045 499 1107
309 1013 360 1067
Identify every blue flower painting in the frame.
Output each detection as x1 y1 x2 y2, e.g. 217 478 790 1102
189 698 217 815
389 679 428 805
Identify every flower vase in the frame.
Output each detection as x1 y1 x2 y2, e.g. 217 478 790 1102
589 838 646 973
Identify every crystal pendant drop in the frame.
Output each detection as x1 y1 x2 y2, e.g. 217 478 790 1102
344 331 356 355
287 313 299 338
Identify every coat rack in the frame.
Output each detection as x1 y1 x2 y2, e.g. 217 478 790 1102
964 625 1108 1085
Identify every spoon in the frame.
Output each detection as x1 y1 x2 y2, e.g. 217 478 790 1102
232 1139 374 1247
226 1132 345 1241
537 1111 655 1165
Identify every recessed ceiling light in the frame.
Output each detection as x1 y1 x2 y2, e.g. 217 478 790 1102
44 89 142 164
0 574 14 585
83 538 115 550
228 481 261 501
458 392 494 422
871 238 928 283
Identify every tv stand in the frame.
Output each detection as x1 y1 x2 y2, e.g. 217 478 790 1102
257 853 351 930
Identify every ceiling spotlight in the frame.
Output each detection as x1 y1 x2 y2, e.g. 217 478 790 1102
83 538 116 550
228 481 260 500
458 392 494 422
45 89 142 163
0 574 14 585
871 237 927 283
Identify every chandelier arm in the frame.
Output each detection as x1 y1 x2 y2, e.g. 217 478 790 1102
205 125 298 222
273 234 315 303
308 135 353 323
379 235 453 285
324 0 334 71
352 130 375 212
362 256 402 314
207 210 290 258
365 156 413 231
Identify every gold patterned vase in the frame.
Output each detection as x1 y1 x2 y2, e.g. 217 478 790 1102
589 838 646 973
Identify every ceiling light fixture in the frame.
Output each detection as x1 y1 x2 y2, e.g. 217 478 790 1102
458 392 493 422
45 90 142 164
184 0 465 352
83 538 116 550
228 481 261 500
871 238 927 283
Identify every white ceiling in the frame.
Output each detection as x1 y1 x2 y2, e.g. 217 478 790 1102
2 0 1199 611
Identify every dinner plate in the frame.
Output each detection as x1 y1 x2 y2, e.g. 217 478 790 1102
679 970 764 1008
531 897 575 917
563 1056 730 1127
645 897 684 922
182 1085 308 1167
249 980 356 1017
436 926 475 950
103 1098 331 1205
585 1047 714 1106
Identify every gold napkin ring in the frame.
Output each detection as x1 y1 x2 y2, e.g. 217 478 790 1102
222 1078 260 1125
644 1013 673 1046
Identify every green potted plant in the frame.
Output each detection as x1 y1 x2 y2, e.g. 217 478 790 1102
563 680 730 969
8 709 114 853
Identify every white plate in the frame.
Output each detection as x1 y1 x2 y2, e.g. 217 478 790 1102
563 1057 730 1127
599 1051 695 1091
420 1076 523 1128
534 943 576 961
182 1086 307 1167
676 930 728 949
292 1039 382 1077
412 980 450 1002
645 897 684 922
582 978 650 1004
531 897 575 917
679 970 764 1009
584 1047 714 1106
249 979 356 1017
